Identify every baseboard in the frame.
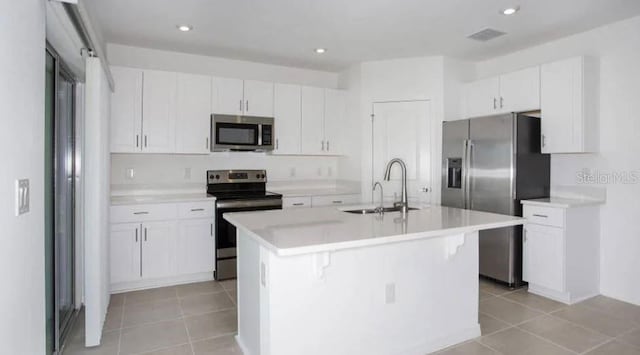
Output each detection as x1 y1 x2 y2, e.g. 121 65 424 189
528 284 571 304
402 324 481 355
235 335 252 355
110 272 214 293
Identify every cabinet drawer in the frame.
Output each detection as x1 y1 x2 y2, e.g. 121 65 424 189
312 194 361 207
111 203 177 223
283 196 312 209
523 205 564 228
177 201 215 219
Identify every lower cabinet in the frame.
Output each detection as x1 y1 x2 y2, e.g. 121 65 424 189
177 218 215 275
523 224 564 292
283 193 361 209
110 201 215 291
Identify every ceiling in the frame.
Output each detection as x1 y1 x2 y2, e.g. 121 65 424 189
88 0 640 71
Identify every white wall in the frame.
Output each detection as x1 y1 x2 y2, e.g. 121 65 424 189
0 0 46 353
475 15 640 305
107 44 339 88
84 57 112 346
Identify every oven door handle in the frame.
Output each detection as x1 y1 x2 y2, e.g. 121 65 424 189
216 199 282 209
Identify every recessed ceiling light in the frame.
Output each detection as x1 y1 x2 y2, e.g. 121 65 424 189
501 6 520 15
314 48 326 54
177 25 193 32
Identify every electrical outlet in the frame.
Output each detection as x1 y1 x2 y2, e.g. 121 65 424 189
184 167 191 179
15 179 29 216
125 168 135 180
385 283 396 304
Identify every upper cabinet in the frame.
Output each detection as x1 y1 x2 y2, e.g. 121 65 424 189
176 73 212 154
110 67 143 153
142 70 177 153
324 89 346 155
463 67 540 118
212 78 274 117
300 86 325 155
273 83 302 154
540 56 597 153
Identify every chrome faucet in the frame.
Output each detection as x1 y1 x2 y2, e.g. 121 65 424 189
383 158 409 215
372 182 384 214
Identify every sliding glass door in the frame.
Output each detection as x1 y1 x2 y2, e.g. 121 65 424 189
45 47 78 355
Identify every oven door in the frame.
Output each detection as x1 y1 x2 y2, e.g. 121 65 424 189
215 199 282 280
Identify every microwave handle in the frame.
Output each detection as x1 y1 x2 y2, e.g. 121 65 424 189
258 124 263 146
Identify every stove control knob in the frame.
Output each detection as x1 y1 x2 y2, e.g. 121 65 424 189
209 175 214 179
261 174 266 178
215 175 220 179
256 174 260 179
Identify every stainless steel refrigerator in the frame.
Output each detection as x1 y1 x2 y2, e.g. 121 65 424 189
441 113 550 287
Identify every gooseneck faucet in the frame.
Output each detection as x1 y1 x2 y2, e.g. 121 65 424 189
383 158 408 215
372 182 384 214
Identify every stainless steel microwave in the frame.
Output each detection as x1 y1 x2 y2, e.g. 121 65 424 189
211 115 274 152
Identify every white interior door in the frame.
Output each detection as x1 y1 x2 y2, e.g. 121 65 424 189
372 101 431 205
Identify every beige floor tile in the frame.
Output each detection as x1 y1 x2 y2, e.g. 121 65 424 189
479 279 514 296
103 306 123 331
192 334 243 354
140 343 193 355
123 298 182 328
220 279 237 291
580 295 640 324
227 290 237 305
63 330 120 355
435 340 499 355
479 313 511 336
185 309 238 341
502 290 565 313
552 304 637 337
480 297 544 325
585 340 640 355
176 281 225 298
109 293 125 309
480 327 573 355
125 286 178 305
119 319 188 354
180 292 235 316
519 314 610 353
618 328 640 349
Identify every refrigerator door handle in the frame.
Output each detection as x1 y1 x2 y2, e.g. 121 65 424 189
462 139 469 209
465 140 474 209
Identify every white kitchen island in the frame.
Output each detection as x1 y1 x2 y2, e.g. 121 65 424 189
224 205 524 355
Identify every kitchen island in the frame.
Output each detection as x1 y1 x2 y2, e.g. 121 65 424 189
224 205 524 355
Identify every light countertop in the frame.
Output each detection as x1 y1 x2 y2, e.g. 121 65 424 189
224 205 524 256
111 193 215 206
521 197 604 208
269 186 360 197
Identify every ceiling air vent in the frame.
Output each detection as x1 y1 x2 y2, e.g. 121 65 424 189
467 28 506 42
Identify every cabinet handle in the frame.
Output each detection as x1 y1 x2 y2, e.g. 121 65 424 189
500 97 504 108
144 227 147 241
493 98 497 109
326 141 330 151
136 134 139 148
239 100 243 112
190 208 205 212
532 214 548 218
144 135 148 148
133 211 149 215
292 203 304 206
135 228 138 242
541 134 546 148
206 137 209 150
321 140 325 151
210 223 213 237
275 139 279 150
332 200 343 204
246 100 249 112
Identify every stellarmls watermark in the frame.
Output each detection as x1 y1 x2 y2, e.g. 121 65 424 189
576 169 640 184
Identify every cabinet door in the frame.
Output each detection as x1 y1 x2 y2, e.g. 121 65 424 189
110 223 141 284
176 73 212 154
499 66 540 113
177 219 215 275
244 80 274 117
273 84 301 154
464 77 500 118
141 221 177 279
212 77 244 115
142 70 177 153
523 224 564 291
324 89 346 155
300 86 325 155
110 67 143 152
540 57 584 153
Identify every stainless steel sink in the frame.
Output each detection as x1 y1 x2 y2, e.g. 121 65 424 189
343 207 418 214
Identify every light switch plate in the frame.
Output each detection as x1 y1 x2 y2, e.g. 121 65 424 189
125 168 135 180
15 179 29 216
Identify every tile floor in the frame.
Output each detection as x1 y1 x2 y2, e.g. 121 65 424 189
63 278 640 355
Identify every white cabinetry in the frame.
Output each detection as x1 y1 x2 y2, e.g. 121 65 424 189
282 196 312 209
110 67 143 153
142 70 177 153
522 201 600 304
283 194 361 209
540 56 597 153
110 200 215 292
463 67 540 118
301 86 325 155
176 73 212 153
273 84 301 154
212 78 274 117
323 89 346 155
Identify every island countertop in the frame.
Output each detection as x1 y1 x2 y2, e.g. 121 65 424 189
224 205 524 256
